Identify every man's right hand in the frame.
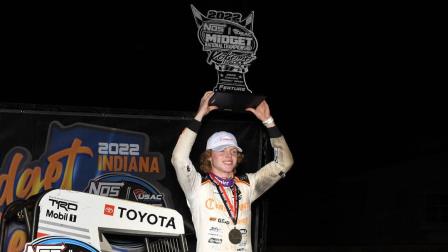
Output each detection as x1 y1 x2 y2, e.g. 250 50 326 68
195 90 218 121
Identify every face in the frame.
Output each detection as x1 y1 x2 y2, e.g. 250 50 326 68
210 146 239 177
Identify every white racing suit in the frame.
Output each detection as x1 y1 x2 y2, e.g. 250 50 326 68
171 128 293 252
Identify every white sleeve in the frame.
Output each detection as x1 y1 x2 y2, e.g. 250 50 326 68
171 128 202 199
248 136 294 202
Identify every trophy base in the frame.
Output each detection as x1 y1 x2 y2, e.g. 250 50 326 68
209 92 266 111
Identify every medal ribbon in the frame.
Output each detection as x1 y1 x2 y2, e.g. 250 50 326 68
209 173 239 225
210 172 234 187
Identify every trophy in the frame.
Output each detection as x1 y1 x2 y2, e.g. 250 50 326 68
191 5 265 111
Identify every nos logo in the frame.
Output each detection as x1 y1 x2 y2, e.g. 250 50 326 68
24 236 98 252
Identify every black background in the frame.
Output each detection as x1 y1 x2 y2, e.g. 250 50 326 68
2 1 446 249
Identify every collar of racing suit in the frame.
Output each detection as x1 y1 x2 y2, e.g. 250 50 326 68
209 172 235 187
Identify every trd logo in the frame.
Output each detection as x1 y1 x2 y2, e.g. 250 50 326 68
88 182 124 197
104 204 115 216
49 198 78 211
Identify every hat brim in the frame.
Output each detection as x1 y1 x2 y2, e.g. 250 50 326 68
210 145 243 152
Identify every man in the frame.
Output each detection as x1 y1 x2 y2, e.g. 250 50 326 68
171 91 293 251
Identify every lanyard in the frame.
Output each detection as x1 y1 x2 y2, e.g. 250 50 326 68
209 173 239 225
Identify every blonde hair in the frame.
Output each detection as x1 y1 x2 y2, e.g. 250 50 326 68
199 150 244 173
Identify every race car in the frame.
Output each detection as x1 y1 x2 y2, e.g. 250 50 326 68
1 189 188 252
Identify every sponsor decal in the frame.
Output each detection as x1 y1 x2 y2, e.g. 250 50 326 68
117 207 176 229
237 217 249 225
103 204 115 216
87 181 124 197
205 198 249 212
208 238 222 244
133 189 162 200
208 226 223 237
23 236 98 252
210 214 248 225
45 209 77 223
43 198 78 222
209 226 222 233
85 173 166 206
48 198 78 212
24 244 66 252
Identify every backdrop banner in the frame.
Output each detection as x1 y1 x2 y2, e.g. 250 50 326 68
0 105 268 252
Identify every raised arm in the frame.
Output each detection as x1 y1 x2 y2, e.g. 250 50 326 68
246 100 294 202
171 91 218 197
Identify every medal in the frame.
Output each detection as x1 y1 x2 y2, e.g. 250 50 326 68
229 228 242 244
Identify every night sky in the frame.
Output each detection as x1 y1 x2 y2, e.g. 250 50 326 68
2 1 446 249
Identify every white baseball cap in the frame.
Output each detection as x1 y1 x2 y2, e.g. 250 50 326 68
206 131 243 152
